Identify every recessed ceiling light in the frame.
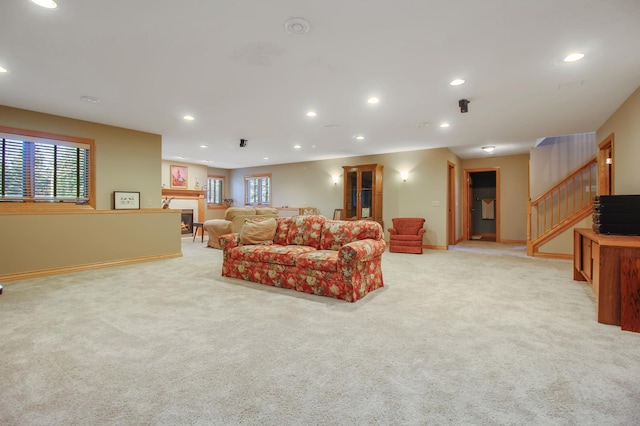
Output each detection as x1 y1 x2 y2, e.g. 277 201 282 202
0 66 7 73
564 53 585 62
176 156 185 160
81 96 101 104
355 135 365 140
450 79 466 86
416 122 430 128
439 122 450 128
293 144 301 149
284 17 311 36
183 115 195 121
263 157 269 160
367 97 380 104
199 145 208 148
306 111 317 117
482 146 496 153
30 0 57 9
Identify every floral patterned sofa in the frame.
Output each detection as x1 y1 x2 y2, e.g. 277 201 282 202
219 215 385 302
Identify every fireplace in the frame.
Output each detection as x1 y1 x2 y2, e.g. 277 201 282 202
181 209 193 234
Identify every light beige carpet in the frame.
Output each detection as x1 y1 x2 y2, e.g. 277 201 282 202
1 239 639 425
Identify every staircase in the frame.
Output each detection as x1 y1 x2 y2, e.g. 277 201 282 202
527 157 597 256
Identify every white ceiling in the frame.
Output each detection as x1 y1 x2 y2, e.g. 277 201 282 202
1 0 639 168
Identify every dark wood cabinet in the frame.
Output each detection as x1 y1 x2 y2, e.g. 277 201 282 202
343 164 383 226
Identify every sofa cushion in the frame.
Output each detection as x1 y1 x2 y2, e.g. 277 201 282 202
390 217 425 235
389 234 423 241
319 220 383 250
296 250 339 272
287 215 326 248
319 220 353 251
225 207 256 221
274 217 293 245
351 220 383 241
240 218 277 245
228 245 316 266
389 239 422 247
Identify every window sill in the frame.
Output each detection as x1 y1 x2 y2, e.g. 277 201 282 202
0 203 96 215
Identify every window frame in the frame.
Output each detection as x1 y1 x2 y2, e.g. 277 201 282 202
206 174 226 209
0 125 96 211
244 173 271 207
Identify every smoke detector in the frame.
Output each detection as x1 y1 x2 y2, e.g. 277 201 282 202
284 17 311 35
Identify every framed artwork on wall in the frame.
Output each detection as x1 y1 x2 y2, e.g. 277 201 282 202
113 191 140 210
170 165 188 188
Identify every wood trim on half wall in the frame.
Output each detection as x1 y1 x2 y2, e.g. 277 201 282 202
0 252 182 282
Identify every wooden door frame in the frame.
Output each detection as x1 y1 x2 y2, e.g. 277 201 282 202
463 167 501 241
447 161 456 246
598 133 614 196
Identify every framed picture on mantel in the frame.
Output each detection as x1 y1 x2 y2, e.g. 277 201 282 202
171 165 188 188
113 191 140 210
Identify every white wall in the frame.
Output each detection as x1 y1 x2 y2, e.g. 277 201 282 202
228 148 463 248
530 134 597 200
461 154 530 242
597 85 640 195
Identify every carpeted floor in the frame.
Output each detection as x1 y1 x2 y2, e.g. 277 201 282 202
1 239 639 425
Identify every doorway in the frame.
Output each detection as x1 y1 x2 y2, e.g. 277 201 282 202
463 168 500 242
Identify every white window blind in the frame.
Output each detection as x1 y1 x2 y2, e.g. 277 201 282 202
206 177 223 205
245 175 270 206
1 137 90 203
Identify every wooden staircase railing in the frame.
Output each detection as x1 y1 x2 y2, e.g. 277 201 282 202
527 157 597 255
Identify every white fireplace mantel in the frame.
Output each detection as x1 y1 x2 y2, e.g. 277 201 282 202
162 188 206 223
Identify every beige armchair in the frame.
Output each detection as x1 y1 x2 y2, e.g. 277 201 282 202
203 207 278 248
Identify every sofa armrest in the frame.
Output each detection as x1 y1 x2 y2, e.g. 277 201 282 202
339 239 386 263
417 228 426 238
388 227 398 235
219 233 240 251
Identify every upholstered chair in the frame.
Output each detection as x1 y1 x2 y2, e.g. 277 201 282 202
203 207 278 248
388 217 426 254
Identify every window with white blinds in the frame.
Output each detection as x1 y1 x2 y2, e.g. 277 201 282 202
1 136 90 203
206 175 224 206
245 174 271 206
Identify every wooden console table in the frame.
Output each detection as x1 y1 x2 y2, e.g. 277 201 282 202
276 207 318 217
573 228 640 326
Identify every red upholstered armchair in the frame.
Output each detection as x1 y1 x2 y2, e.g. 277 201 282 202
388 218 426 254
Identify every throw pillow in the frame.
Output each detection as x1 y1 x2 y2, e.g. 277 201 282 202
240 218 277 245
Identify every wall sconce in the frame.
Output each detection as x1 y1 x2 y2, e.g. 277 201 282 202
400 171 409 181
332 175 339 185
